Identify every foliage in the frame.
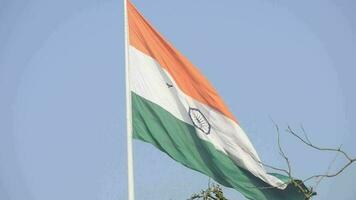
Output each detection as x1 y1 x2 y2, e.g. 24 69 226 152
188 183 228 200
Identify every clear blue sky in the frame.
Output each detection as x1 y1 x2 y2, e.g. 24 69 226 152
0 0 355 199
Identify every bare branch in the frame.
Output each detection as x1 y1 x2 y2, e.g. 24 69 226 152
314 152 339 189
225 123 355 200
303 159 356 183
245 120 295 191
301 125 312 144
286 126 356 184
286 126 353 161
257 160 290 175
272 121 292 177
243 117 291 177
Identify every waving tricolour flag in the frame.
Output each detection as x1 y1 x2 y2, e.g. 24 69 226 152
125 1 306 199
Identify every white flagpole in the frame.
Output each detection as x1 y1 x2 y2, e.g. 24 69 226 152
124 0 135 199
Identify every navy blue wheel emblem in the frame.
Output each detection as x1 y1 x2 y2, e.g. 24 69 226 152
188 108 211 134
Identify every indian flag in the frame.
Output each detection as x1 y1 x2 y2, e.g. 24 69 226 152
126 1 306 199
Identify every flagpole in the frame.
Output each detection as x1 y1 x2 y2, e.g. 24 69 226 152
124 0 135 200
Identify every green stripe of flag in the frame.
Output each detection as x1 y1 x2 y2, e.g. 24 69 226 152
132 92 305 200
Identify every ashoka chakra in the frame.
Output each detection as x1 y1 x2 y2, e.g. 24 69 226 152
188 108 211 134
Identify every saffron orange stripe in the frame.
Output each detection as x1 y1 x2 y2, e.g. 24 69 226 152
127 1 237 123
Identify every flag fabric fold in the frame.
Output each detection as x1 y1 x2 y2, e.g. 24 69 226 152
127 1 306 199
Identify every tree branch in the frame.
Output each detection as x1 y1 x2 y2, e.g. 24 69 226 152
286 126 354 161
286 126 356 184
275 123 292 177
